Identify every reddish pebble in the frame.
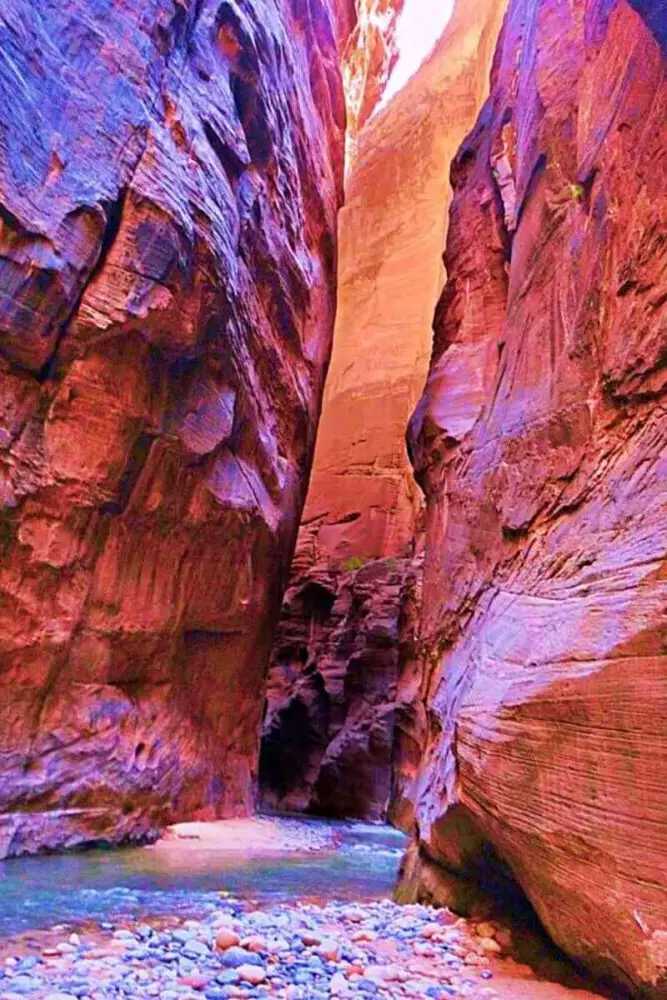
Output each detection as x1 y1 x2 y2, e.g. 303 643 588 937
180 974 208 990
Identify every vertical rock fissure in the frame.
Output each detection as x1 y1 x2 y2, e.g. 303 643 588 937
261 0 510 826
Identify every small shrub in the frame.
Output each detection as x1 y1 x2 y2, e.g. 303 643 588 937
342 555 367 572
569 182 584 202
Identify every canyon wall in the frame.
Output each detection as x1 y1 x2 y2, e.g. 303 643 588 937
260 0 508 821
341 0 405 164
0 0 347 857
261 553 421 820
403 0 667 995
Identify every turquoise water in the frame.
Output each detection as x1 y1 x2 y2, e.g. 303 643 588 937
0 818 406 938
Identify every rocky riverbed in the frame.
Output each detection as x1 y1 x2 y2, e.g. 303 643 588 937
0 897 608 1000
0 819 611 1000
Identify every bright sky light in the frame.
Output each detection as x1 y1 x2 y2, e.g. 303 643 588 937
382 0 456 104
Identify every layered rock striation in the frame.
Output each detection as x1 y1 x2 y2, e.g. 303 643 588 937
302 0 508 571
404 0 667 994
0 0 347 856
260 553 422 820
341 0 405 165
261 0 508 823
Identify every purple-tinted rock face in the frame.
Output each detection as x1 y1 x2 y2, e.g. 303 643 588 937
0 0 347 857
261 0 508 831
403 0 667 994
260 554 423 822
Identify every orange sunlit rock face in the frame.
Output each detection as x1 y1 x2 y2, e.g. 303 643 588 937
342 0 406 164
404 0 667 994
261 0 508 821
0 0 347 857
302 0 508 571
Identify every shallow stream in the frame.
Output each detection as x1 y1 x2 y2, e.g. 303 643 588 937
0 817 406 938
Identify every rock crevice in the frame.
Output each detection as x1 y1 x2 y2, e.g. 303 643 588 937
262 0 509 825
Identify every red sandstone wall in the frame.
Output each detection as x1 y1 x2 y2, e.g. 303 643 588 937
342 0 405 163
261 0 508 821
299 0 508 571
405 1 667 994
0 0 346 857
260 553 421 819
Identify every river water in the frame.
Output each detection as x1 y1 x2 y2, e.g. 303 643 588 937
0 817 407 939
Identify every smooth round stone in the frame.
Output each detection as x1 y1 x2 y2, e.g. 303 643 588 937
17 958 38 972
215 970 240 985
301 934 321 947
240 935 265 953
183 940 210 958
317 939 340 961
4 977 43 994
215 929 240 952
220 948 263 968
293 971 314 985
329 971 351 995
112 930 135 941
172 930 196 944
237 964 266 985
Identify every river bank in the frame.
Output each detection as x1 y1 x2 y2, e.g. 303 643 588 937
0 818 405 938
0 896 609 1000
0 818 612 1000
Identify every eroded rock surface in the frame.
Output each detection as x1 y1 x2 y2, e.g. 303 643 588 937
302 0 508 570
405 0 667 994
0 0 346 856
341 0 405 164
262 0 508 824
260 553 422 820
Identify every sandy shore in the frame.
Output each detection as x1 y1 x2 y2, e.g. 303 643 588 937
152 816 343 855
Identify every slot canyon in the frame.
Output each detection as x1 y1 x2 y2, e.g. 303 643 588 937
0 0 665 998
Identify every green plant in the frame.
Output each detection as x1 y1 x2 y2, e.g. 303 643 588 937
342 555 367 572
569 182 584 202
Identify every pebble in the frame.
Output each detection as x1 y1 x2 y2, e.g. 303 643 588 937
215 929 240 952
0 897 511 1000
329 970 351 995
475 924 495 940
240 935 265 953
237 963 267 984
478 938 502 955
220 946 264 968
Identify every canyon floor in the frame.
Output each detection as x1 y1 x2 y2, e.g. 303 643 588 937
0 818 611 1000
